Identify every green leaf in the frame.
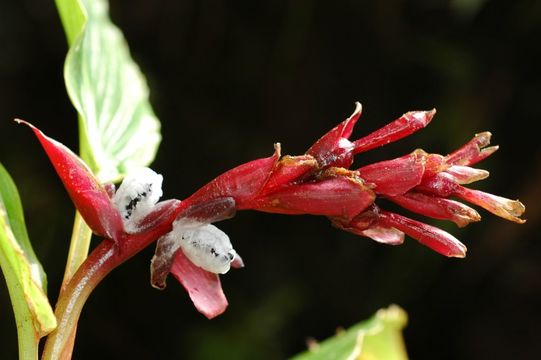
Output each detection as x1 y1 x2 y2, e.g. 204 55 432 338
0 163 56 353
54 0 86 46
290 305 409 360
60 0 161 183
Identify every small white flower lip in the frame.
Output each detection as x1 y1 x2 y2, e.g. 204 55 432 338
177 223 236 274
113 167 163 233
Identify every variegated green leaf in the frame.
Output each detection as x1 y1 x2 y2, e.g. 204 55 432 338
60 0 161 183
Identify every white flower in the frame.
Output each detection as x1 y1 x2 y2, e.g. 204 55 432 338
152 217 238 275
113 167 163 233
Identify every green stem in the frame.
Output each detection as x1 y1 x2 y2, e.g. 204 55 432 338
61 211 92 290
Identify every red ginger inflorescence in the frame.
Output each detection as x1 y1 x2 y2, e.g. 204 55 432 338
17 102 525 319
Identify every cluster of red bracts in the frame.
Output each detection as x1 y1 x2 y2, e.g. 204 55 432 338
181 102 524 258
17 102 525 318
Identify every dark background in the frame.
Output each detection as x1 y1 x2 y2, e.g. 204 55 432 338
1 0 540 359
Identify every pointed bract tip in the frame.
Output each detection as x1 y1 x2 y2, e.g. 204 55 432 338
347 102 363 128
14 118 36 130
451 245 467 258
273 143 282 157
406 108 436 127
425 108 437 122
481 145 499 156
231 253 245 269
438 236 467 258
352 101 363 116
475 131 492 147
504 199 526 224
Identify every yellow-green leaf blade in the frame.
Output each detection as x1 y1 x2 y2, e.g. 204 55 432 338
291 305 409 360
0 163 57 346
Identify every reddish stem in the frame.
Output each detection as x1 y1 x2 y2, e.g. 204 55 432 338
41 240 119 360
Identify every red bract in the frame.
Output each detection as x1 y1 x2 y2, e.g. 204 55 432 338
170 251 227 317
182 102 525 258
18 102 525 320
15 120 126 241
